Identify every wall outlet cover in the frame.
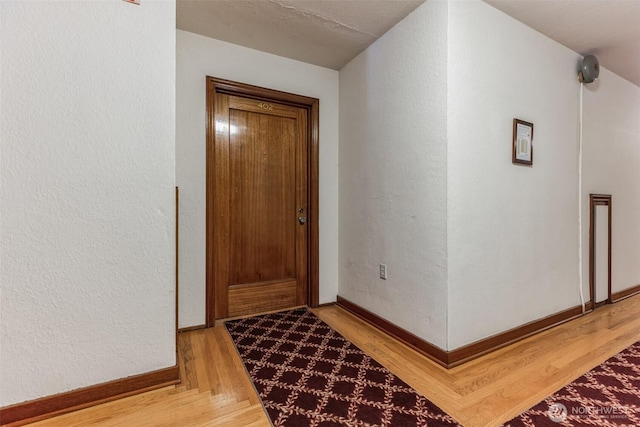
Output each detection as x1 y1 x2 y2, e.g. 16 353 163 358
380 263 388 280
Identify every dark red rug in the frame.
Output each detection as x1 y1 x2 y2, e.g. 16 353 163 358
505 341 640 426
225 308 461 426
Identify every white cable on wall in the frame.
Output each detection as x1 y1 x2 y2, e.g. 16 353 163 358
578 82 586 313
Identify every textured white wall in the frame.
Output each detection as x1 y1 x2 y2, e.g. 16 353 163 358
176 31 339 328
582 69 640 295
0 1 176 406
447 0 582 349
338 1 449 349
594 206 609 303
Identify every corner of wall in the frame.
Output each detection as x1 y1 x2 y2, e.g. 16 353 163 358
446 0 583 349
338 0 449 350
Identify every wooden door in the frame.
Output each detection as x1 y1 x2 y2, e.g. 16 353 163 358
212 93 308 319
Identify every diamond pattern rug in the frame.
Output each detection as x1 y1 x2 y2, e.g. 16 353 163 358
505 341 640 426
225 308 461 426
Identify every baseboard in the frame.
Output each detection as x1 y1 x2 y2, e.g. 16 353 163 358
0 365 180 426
611 284 640 303
448 304 587 367
178 324 207 333
593 300 609 309
336 296 589 369
336 297 449 367
316 301 337 308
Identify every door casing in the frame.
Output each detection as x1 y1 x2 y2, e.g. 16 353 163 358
205 77 320 326
589 194 612 309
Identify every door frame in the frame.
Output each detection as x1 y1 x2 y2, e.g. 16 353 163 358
589 193 612 308
205 77 320 326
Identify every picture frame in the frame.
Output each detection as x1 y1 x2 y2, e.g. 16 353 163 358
512 118 534 166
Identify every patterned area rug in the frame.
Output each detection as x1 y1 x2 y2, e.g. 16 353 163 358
505 341 640 426
225 308 461 426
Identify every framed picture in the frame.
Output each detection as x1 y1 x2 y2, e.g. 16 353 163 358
512 118 533 166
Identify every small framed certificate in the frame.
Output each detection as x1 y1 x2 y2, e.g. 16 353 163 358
512 118 533 166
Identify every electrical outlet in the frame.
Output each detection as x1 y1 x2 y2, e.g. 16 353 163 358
379 263 388 280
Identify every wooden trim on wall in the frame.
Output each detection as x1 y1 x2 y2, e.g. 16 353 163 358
447 305 587 367
336 296 449 367
205 78 216 327
316 301 336 308
308 100 320 308
337 296 591 369
589 194 612 306
0 366 179 426
178 324 208 334
205 77 320 326
611 284 640 303
175 186 179 359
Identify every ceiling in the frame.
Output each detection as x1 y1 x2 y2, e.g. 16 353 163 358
177 0 640 87
485 0 640 87
177 0 426 70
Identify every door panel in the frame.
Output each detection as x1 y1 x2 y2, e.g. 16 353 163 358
228 109 296 286
228 280 297 318
213 93 308 319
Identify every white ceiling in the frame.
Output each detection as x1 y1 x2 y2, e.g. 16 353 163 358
177 0 426 70
485 0 640 87
177 0 640 87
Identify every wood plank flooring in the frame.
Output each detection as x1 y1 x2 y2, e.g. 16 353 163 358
21 294 640 427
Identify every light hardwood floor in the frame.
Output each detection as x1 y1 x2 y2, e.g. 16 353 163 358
22 294 640 427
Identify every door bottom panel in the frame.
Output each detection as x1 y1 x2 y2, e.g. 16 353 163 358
228 279 298 317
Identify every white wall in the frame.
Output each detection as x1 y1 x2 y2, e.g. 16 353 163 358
447 0 582 349
338 1 449 349
582 69 640 295
176 31 339 328
0 1 176 406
